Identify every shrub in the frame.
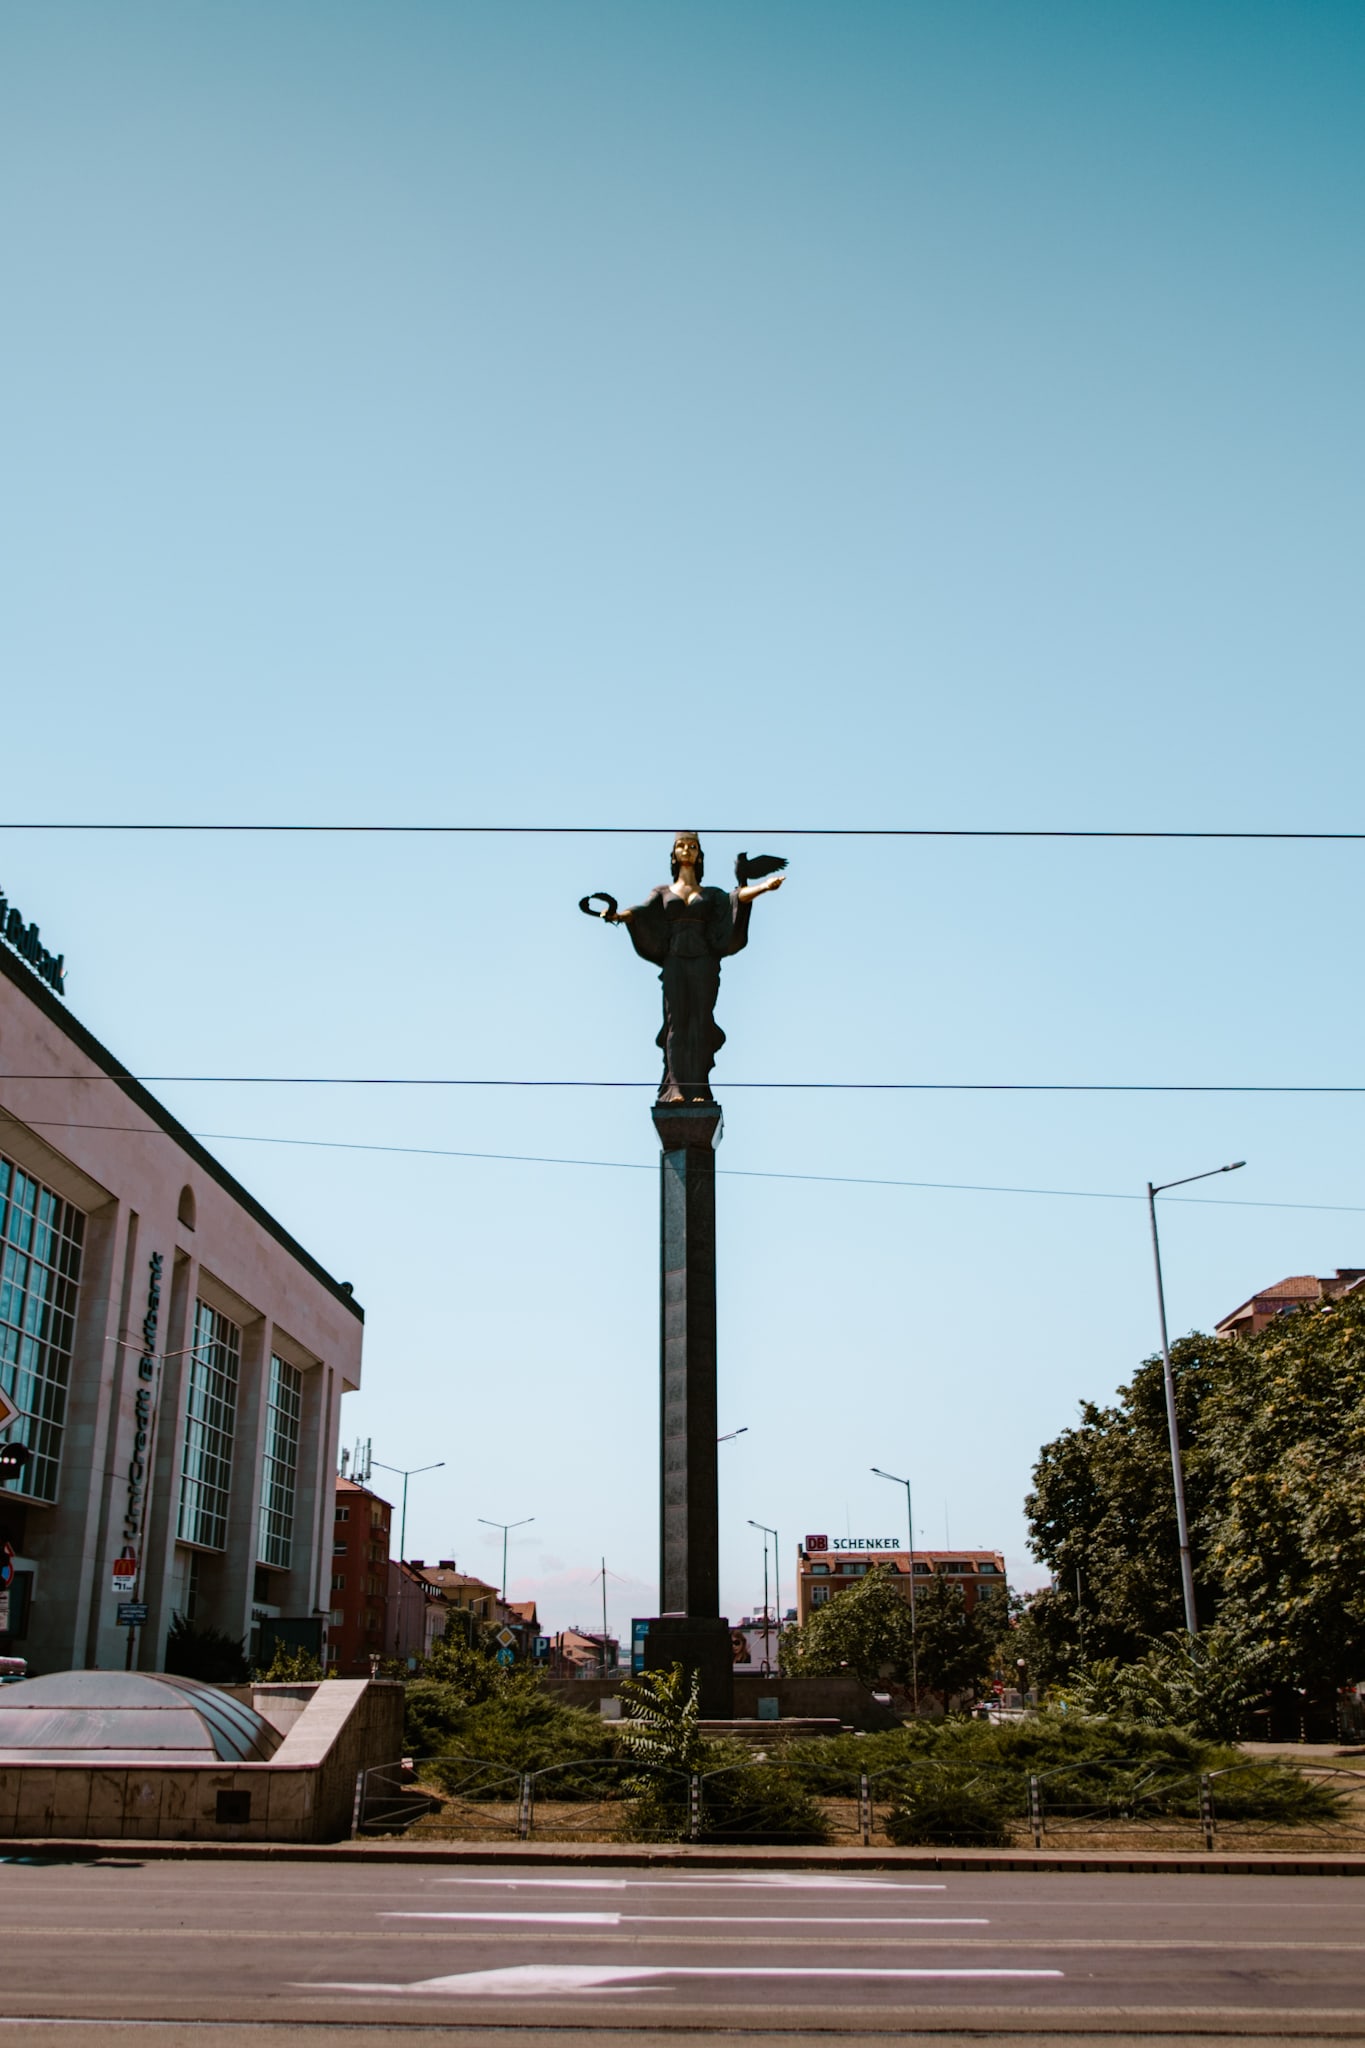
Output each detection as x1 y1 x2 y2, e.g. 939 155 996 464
619 1742 829 1844
164 1613 248 1684
616 1665 706 1772
406 1668 620 1799
1067 1628 1267 1741
885 1764 1016 1847
778 1711 1343 1827
254 1641 324 1681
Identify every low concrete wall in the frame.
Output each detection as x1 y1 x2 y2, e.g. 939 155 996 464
0 1679 405 1844
544 1674 901 1730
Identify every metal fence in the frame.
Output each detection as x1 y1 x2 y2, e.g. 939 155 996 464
352 1750 1365 1848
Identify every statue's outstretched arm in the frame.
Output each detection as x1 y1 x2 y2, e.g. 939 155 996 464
736 875 785 905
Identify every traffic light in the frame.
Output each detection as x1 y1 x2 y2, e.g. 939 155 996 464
0 1443 32 1485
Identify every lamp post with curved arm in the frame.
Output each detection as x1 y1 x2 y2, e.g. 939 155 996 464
372 1459 445 1572
1147 1161 1245 1634
478 1515 534 1605
747 1519 778 1672
871 1465 918 1711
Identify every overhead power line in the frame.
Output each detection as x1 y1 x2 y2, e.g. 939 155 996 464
3 1073 1364 1093
18 1119 1365 1214
1 822 1363 840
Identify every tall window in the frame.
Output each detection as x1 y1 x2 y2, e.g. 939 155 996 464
0 1154 84 1503
257 1353 302 1568
177 1299 240 1549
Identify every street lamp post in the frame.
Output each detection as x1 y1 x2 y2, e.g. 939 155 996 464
1146 1160 1245 1635
372 1459 446 1656
372 1459 446 1571
871 1466 918 1711
748 1519 777 1672
478 1515 534 1605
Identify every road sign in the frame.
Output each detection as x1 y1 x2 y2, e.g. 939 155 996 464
116 1602 148 1627
495 1626 515 1647
0 1387 18 1436
111 1547 137 1593
495 1645 515 1666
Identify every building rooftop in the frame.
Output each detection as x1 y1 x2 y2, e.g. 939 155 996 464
1217 1269 1365 1334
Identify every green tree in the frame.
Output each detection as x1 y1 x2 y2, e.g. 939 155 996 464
781 1566 916 1687
1202 1291 1365 1696
912 1575 996 1710
1025 1334 1225 1667
1027 1291 1365 1700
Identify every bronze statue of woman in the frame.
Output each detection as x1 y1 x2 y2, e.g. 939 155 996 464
581 834 785 1104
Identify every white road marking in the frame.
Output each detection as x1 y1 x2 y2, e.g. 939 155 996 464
385 1911 624 1925
432 1874 945 1890
305 1962 1064 1998
385 1911 989 1926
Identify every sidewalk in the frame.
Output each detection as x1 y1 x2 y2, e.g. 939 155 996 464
5 1836 1365 1875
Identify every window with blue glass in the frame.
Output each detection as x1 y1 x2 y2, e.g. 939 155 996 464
257 1353 302 1569
0 1154 85 1503
178 1300 240 1549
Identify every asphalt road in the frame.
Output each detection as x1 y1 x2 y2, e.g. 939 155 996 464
0 1858 1361 2044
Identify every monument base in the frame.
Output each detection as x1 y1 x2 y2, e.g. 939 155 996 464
640 1613 735 1719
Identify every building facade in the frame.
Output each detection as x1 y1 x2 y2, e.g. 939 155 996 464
388 1557 446 1666
410 1561 500 1641
0 921 364 1674
794 1540 1007 1625
328 1479 391 1674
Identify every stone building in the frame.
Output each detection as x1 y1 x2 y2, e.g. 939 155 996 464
0 901 364 1674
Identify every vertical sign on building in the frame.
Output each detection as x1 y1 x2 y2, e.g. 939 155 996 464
122 1252 163 1552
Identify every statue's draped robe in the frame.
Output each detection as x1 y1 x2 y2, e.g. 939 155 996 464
625 885 752 1100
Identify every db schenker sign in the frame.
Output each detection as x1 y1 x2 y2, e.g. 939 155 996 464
804 1535 902 1552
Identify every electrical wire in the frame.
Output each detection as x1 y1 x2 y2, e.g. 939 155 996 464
14 1118 1365 1214
2 822 1364 839
3 1073 1364 1092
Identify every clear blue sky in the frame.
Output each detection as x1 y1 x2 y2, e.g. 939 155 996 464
3 1 1362 1639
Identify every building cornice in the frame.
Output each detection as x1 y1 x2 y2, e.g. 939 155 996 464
0 940 363 1322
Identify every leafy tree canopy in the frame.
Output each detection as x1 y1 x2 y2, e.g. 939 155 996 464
1026 1291 1365 1695
781 1566 996 1707
912 1574 998 1708
781 1567 917 1688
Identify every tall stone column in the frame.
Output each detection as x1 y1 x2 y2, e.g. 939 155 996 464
645 1101 733 1716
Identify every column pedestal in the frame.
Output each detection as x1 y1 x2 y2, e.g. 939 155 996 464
644 1101 733 1718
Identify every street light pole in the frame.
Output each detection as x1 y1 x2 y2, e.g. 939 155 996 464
478 1515 534 1605
748 1519 777 1672
1146 1160 1245 1635
372 1459 446 1655
871 1466 918 1711
372 1459 446 1571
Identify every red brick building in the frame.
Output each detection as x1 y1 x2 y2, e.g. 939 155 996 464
1216 1268 1365 1339
328 1478 392 1674
794 1542 1007 1625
